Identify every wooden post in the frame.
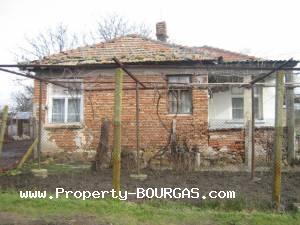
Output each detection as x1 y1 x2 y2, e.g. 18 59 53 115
38 81 42 169
0 105 8 158
112 68 123 193
251 85 255 180
17 138 38 168
243 76 253 170
272 70 285 211
135 82 140 175
94 118 110 171
286 72 295 165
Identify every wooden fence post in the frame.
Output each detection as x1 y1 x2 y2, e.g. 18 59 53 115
272 70 285 211
112 68 123 194
94 118 110 171
0 105 8 158
136 82 140 175
286 72 295 165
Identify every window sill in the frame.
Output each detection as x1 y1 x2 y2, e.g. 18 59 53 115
44 123 84 130
226 119 266 124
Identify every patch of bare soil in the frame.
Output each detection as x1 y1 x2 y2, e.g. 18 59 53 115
0 169 299 207
0 140 33 169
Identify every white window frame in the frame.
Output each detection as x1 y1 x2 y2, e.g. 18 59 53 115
230 86 263 121
47 81 84 124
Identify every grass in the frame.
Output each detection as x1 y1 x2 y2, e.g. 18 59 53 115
0 192 299 225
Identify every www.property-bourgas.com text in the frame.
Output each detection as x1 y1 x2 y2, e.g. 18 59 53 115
19 188 236 201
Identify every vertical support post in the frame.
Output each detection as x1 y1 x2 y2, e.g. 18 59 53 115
286 72 295 165
0 105 8 158
112 68 123 194
38 81 42 169
243 76 252 169
251 85 255 180
272 70 285 211
135 82 140 175
32 117 38 159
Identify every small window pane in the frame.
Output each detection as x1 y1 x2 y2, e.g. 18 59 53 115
168 76 190 85
232 98 244 119
68 98 81 122
52 99 65 123
180 91 192 113
167 75 192 114
168 91 179 113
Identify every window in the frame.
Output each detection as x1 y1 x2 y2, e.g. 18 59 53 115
254 86 263 120
48 82 83 123
231 86 263 120
168 75 192 114
232 98 244 119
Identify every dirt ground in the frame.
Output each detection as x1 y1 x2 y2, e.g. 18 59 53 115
0 140 33 169
0 168 299 208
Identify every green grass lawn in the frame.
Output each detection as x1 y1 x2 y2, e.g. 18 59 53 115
0 192 299 225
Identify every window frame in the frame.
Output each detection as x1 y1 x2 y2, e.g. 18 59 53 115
232 97 244 120
47 81 84 124
230 86 263 121
167 75 193 115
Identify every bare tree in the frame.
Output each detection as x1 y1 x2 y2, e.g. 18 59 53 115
11 84 33 112
94 14 152 41
16 23 80 62
15 15 152 62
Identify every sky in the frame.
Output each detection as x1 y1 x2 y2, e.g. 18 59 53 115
1 0 300 107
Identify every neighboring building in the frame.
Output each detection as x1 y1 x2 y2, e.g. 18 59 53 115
26 22 297 167
7 112 33 139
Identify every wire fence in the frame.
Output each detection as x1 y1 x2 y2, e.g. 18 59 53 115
0 67 300 173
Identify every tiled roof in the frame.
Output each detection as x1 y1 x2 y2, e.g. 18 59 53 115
33 35 256 65
195 46 257 62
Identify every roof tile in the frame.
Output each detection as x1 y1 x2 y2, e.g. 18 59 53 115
33 35 256 65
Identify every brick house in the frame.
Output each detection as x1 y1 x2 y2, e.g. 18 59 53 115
29 22 296 167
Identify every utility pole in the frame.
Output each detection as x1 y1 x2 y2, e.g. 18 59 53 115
272 70 285 211
286 72 295 165
0 105 8 158
112 68 123 194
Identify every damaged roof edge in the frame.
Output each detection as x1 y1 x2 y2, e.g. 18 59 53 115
0 59 298 72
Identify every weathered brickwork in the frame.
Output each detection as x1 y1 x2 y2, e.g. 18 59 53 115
33 68 209 163
208 127 284 166
33 68 280 166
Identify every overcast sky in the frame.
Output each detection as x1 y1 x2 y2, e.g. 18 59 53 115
1 0 300 107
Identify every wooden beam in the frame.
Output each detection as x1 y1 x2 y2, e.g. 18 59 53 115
112 57 146 89
17 138 38 169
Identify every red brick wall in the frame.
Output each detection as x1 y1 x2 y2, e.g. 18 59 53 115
208 129 245 154
208 127 279 164
33 71 209 157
